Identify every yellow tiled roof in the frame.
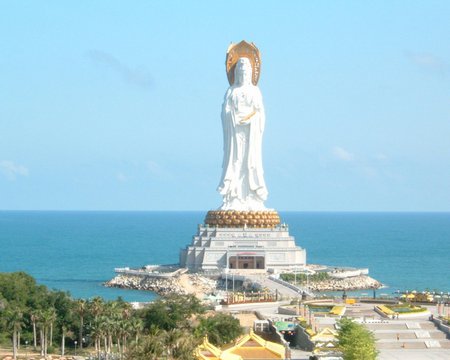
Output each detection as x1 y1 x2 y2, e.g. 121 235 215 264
195 330 286 360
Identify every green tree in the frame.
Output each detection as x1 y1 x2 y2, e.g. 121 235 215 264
163 328 199 360
38 308 56 357
125 333 164 360
74 299 87 349
47 307 57 348
129 317 144 345
140 294 205 331
195 313 242 346
90 319 105 359
89 296 105 321
126 329 198 360
5 307 24 360
337 318 378 360
30 311 39 350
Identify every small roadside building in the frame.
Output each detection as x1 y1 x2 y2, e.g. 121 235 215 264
310 328 341 359
195 330 286 360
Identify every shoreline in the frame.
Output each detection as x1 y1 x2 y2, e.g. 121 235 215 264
104 273 217 299
104 272 383 299
304 275 383 292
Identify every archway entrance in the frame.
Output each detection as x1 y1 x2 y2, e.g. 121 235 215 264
229 255 265 269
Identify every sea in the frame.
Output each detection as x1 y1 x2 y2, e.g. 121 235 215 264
0 211 449 302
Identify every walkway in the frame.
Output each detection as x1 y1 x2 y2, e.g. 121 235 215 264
244 274 308 298
367 319 450 359
315 302 450 359
346 303 450 360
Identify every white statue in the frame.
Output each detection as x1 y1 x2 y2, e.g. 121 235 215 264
218 57 268 210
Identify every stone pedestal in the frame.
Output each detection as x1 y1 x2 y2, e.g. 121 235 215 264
180 211 306 272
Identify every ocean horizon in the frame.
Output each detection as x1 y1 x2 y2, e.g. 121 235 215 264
1 211 449 301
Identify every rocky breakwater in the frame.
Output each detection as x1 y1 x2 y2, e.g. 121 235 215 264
105 273 218 298
105 274 187 296
308 275 382 292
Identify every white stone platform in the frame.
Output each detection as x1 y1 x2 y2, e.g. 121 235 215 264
180 224 306 272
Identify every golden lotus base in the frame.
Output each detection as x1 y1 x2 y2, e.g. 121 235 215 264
205 210 281 228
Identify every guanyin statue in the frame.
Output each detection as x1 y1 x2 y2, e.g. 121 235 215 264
217 42 268 211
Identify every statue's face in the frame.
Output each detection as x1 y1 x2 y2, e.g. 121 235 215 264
235 57 252 85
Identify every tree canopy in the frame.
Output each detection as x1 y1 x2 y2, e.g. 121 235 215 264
195 313 242 346
0 272 244 359
337 318 378 360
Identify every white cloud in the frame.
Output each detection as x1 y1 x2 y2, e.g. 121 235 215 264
405 51 448 74
0 160 29 180
116 172 128 182
332 146 355 162
146 160 173 180
362 166 378 178
87 49 153 90
374 153 388 161
147 160 163 176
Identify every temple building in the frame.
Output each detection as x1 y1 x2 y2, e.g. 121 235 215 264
180 41 307 272
195 330 286 360
179 211 306 272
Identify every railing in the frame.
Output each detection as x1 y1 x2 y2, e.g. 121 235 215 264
269 274 314 297
329 268 369 279
114 267 187 278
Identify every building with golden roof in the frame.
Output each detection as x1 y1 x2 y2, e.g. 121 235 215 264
195 330 286 360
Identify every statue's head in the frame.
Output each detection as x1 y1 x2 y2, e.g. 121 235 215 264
235 57 253 86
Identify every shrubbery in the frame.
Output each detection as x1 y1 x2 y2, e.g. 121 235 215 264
280 272 330 284
337 318 378 360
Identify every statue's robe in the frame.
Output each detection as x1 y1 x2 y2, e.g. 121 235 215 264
218 83 268 210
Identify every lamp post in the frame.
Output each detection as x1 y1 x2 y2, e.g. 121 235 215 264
306 272 309 293
74 340 77 356
224 266 229 303
25 340 28 359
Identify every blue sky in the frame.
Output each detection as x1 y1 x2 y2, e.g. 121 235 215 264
1 1 449 211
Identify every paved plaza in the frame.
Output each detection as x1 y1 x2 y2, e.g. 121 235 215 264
328 302 450 359
229 300 450 359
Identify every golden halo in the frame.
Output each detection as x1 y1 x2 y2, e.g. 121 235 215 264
226 40 261 86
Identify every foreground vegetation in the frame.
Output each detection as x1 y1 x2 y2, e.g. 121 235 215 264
0 272 242 360
337 318 378 360
280 272 330 284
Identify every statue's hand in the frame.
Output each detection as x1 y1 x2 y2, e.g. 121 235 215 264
240 110 256 124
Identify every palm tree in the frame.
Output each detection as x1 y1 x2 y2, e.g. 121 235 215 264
6 307 24 360
125 333 165 360
36 310 45 356
129 318 144 345
119 319 132 358
121 302 133 320
61 324 67 357
90 296 104 321
40 308 55 357
97 315 111 360
31 309 46 356
104 301 123 354
125 329 199 360
75 299 87 349
30 311 38 350
48 307 57 348
90 320 104 360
